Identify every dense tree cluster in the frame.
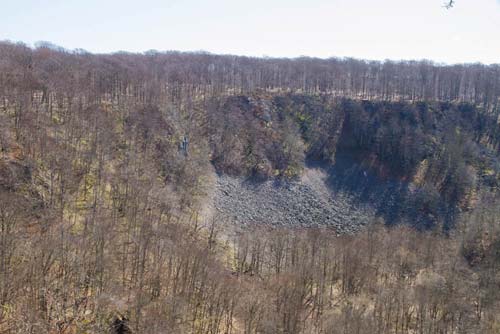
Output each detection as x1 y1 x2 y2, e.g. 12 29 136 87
2 41 500 111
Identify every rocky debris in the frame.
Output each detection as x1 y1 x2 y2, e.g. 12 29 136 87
213 168 375 233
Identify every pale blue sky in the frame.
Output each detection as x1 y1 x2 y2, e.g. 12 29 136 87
1 0 500 64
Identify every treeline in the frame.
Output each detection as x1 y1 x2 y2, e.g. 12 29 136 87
2 41 500 109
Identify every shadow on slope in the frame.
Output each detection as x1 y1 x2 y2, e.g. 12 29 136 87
320 153 457 230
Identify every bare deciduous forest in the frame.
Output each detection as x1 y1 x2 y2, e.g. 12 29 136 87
0 41 499 333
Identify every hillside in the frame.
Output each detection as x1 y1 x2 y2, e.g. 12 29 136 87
0 42 499 333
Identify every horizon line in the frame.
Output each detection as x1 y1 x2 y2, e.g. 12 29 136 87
3 39 499 67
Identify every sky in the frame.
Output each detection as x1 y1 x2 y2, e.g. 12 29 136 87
1 0 500 64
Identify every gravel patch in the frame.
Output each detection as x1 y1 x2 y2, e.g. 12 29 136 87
213 168 375 233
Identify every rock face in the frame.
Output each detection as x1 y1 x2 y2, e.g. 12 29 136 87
213 167 375 233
